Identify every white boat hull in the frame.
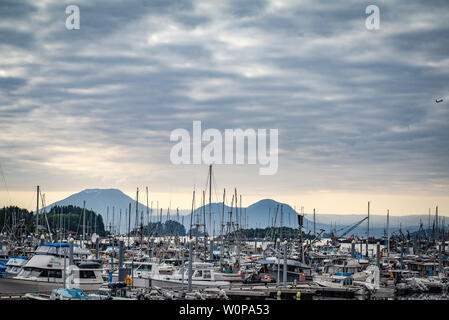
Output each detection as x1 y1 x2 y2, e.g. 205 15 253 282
151 278 230 290
213 273 243 282
0 277 103 294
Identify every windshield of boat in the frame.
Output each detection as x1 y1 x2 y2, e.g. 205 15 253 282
137 264 153 271
35 245 66 256
203 270 211 279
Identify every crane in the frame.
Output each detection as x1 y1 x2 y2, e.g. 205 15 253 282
333 217 368 239
304 229 325 252
311 229 325 244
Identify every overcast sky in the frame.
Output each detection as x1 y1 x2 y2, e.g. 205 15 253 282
0 0 448 215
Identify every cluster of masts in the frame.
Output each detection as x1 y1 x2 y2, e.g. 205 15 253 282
10 166 446 250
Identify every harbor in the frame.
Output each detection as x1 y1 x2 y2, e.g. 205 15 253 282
2 0 449 310
0 233 447 301
0 168 448 301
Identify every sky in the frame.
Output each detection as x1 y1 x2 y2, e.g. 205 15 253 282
0 0 448 216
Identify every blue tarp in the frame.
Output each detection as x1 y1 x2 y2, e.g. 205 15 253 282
42 243 70 247
55 289 90 299
41 243 79 247
335 272 353 277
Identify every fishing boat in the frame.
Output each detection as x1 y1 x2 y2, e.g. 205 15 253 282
151 262 231 289
253 256 313 283
4 256 29 278
213 271 243 282
110 260 169 288
0 243 104 294
89 281 137 300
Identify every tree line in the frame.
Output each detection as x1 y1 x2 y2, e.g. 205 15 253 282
0 205 107 237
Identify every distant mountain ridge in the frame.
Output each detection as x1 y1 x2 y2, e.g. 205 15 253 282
44 188 439 237
44 188 153 234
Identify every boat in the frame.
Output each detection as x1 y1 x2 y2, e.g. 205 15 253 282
252 256 313 283
4 256 29 278
150 262 231 289
0 243 104 294
25 288 92 300
110 260 166 288
89 281 137 300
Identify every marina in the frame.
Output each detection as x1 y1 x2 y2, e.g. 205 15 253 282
0 4 448 320
0 169 448 301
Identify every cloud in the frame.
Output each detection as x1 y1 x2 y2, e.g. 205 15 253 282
0 76 28 93
0 0 449 210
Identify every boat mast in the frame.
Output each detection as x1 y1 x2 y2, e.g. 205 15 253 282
387 209 390 257
128 202 131 247
235 188 240 266
150 201 153 236
82 200 86 248
42 194 53 242
366 201 370 257
119 208 122 235
280 204 283 241
221 188 225 266
240 194 242 233
146 186 149 237
203 190 206 259
36 185 39 237
209 164 212 241
136 187 139 239
59 206 62 241
159 207 162 236
436 206 439 240
189 190 195 240
299 209 304 263
140 189 144 245
313 208 316 237
157 200 159 237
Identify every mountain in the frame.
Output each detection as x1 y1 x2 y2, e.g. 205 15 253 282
312 213 435 228
45 189 438 237
311 213 437 238
183 199 307 236
182 199 426 238
44 188 155 234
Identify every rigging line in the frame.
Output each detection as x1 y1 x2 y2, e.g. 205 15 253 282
209 171 219 227
212 172 220 205
0 162 12 206
75 207 83 237
203 167 210 197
